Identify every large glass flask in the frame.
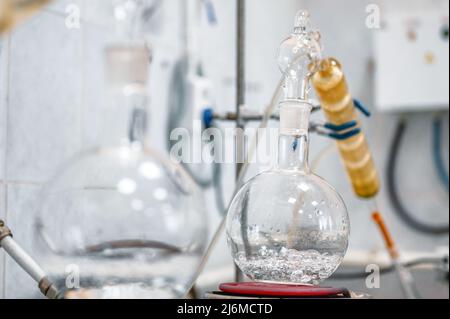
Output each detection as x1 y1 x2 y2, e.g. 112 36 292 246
32 42 207 299
226 11 349 285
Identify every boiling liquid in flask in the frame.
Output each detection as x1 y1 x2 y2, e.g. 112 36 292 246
234 247 344 285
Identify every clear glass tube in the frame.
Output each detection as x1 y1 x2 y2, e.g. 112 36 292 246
277 10 322 101
278 135 310 172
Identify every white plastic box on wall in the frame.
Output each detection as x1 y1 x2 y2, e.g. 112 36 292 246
374 6 449 112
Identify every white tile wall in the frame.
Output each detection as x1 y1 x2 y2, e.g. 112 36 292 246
0 184 5 298
47 0 83 13
6 10 83 183
0 34 9 299
0 37 8 181
0 0 448 299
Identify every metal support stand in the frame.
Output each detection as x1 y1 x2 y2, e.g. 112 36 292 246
235 0 246 283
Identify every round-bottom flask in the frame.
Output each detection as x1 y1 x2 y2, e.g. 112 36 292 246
227 101 349 285
34 142 207 299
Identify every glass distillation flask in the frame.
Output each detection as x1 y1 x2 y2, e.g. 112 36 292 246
226 11 349 285
31 26 207 299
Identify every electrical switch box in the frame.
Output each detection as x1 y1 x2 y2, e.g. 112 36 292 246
374 7 449 112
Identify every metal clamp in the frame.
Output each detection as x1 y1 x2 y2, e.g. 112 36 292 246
39 277 62 299
0 219 13 244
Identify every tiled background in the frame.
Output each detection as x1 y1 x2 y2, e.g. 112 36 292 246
0 0 448 298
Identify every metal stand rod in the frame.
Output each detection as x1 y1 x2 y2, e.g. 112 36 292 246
235 0 246 283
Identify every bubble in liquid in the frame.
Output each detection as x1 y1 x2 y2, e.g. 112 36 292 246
235 248 343 285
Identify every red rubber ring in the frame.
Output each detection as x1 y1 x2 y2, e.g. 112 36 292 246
219 282 348 297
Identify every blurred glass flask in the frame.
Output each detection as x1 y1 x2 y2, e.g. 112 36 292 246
32 41 208 298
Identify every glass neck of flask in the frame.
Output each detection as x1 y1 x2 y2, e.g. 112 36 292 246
285 75 310 100
277 100 311 173
101 94 149 148
278 133 310 173
100 44 151 148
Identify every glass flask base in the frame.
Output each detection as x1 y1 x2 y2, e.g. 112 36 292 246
59 279 184 299
42 252 200 299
